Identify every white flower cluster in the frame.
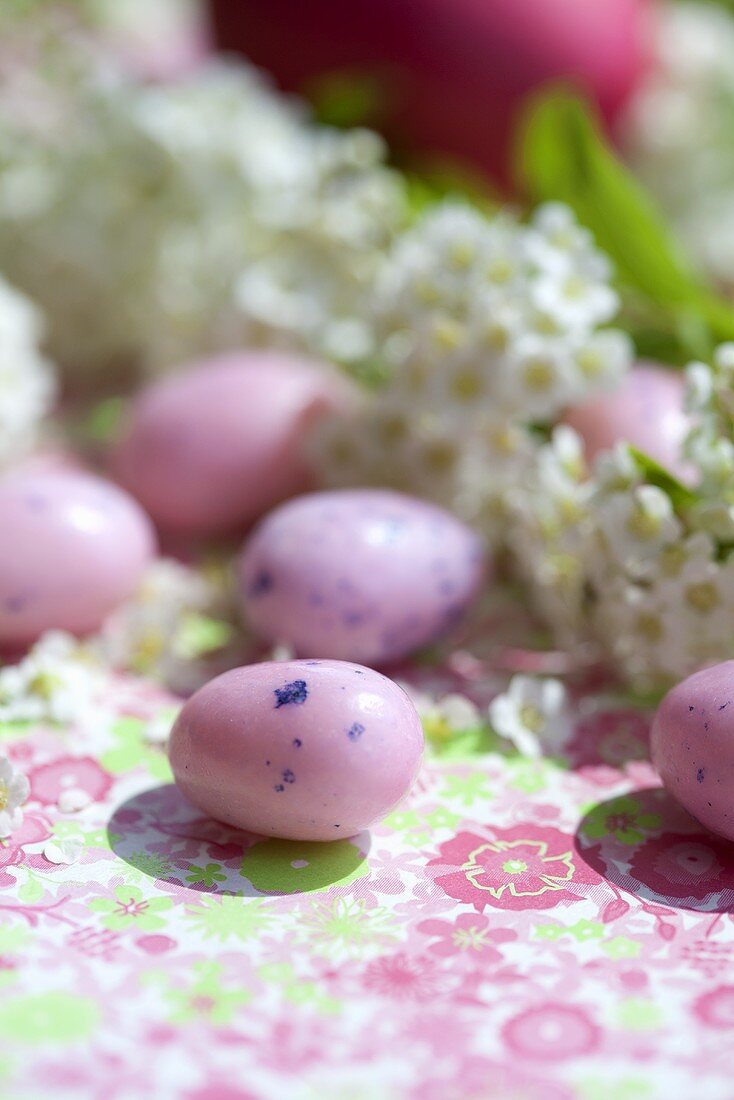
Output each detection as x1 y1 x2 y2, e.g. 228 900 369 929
0 754 29 838
0 51 406 381
0 275 55 468
317 201 631 539
0 632 102 725
624 1 734 285
98 558 242 693
510 344 734 690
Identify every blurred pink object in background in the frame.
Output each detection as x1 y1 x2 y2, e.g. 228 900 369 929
111 351 358 539
210 0 652 185
562 361 694 483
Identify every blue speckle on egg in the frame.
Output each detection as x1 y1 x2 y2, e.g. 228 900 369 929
274 680 308 708
283 769 296 784
347 722 365 741
248 570 274 598
697 767 706 783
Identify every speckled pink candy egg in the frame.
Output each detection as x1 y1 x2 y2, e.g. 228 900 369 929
169 659 424 841
111 351 356 537
562 362 693 483
0 469 156 647
237 489 486 665
651 661 734 841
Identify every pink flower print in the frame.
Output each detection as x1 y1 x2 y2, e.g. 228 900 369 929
416 913 516 959
566 709 650 768
185 1084 259 1100
428 825 601 912
0 812 52 886
411 1056 576 1100
28 756 112 806
629 833 734 903
362 952 449 1002
694 986 734 1029
502 1003 601 1061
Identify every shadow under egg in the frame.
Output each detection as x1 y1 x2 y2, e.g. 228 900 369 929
107 783 371 898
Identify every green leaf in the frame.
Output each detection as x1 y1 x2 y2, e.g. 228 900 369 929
175 614 232 660
307 68 388 129
627 445 698 511
516 89 734 348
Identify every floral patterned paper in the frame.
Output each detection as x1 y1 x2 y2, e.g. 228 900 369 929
1 665 734 1100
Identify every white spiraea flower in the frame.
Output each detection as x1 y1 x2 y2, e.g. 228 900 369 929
0 754 30 838
0 632 102 725
0 275 55 467
489 676 568 758
0 51 406 381
315 200 630 542
98 558 241 693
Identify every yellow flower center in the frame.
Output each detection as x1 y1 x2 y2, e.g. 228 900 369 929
0 781 8 811
502 859 528 875
451 368 483 402
524 357 555 391
686 582 719 614
519 703 545 734
626 507 662 541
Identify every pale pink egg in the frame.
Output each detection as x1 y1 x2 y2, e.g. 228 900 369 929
169 659 424 841
652 661 734 842
562 363 693 482
0 469 156 647
111 351 356 538
237 489 486 665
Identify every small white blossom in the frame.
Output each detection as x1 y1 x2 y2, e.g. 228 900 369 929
98 559 240 692
0 632 102 725
489 676 568 758
43 837 84 865
0 275 56 466
0 754 29 838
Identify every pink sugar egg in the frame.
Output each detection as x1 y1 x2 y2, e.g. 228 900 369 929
110 350 356 537
652 661 734 842
562 362 693 482
0 469 156 647
237 489 486 665
169 659 424 841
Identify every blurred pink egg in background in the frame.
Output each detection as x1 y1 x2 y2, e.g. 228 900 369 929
0 468 156 648
110 350 358 539
562 361 694 482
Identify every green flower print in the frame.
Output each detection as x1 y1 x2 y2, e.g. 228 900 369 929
100 717 172 782
584 795 661 847
185 896 271 943
603 937 643 960
616 997 664 1030
439 771 493 809
534 919 603 943
88 885 174 931
578 1078 654 1100
0 993 98 1043
258 962 340 1014
125 851 176 882
240 838 367 894
165 962 250 1025
297 896 399 959
186 863 226 888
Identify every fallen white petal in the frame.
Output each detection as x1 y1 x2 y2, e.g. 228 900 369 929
43 838 84 865
57 788 92 813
